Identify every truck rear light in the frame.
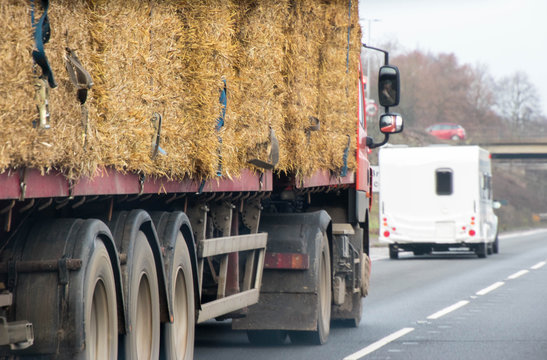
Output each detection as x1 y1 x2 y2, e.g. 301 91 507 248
469 229 476 236
264 252 309 270
383 230 390 238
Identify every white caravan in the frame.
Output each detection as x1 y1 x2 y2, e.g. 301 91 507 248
378 145 499 258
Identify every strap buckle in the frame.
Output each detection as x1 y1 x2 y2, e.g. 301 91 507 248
33 77 50 129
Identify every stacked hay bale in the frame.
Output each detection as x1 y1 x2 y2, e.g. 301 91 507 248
0 0 361 181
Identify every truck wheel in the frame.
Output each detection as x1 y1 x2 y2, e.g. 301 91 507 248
389 244 399 259
121 231 161 359
85 239 118 359
162 232 195 360
289 232 331 345
338 293 362 328
247 330 288 345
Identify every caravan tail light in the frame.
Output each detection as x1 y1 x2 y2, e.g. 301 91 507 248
469 229 476 237
383 230 390 238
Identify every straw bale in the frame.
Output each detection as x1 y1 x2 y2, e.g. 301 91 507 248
223 0 289 175
1 0 362 181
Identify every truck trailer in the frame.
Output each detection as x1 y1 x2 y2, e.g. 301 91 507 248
0 1 402 358
378 145 499 259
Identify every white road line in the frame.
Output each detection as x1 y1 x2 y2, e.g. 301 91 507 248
531 261 546 270
507 270 529 280
476 281 505 296
343 327 415 360
426 300 469 320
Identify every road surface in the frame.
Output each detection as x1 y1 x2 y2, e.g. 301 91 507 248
195 229 547 359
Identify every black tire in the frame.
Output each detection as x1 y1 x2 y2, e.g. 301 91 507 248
121 231 161 359
290 232 331 345
476 242 488 258
162 232 195 360
84 239 118 359
5 218 120 358
389 244 399 259
338 294 362 328
247 330 288 345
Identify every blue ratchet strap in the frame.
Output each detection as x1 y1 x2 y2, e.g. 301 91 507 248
216 79 227 131
341 135 350 177
197 180 206 195
216 80 227 176
31 0 57 88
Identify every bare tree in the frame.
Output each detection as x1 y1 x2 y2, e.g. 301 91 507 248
495 71 541 132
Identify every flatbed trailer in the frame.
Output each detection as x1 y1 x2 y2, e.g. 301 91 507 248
0 164 367 358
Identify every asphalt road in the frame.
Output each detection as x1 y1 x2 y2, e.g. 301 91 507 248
195 229 547 360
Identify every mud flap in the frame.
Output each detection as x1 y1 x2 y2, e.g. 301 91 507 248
232 211 330 331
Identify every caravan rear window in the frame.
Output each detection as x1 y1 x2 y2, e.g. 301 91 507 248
436 169 453 195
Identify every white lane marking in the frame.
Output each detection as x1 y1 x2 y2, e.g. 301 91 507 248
476 281 505 296
531 261 546 270
343 327 415 360
427 300 469 320
507 270 529 280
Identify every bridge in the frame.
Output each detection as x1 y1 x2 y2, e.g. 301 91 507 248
481 141 547 160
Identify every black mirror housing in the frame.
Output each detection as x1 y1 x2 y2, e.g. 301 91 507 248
378 65 400 107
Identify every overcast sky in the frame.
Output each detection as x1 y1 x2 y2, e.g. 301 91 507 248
359 0 547 115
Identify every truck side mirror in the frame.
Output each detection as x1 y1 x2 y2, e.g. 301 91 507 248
379 113 403 134
378 65 400 107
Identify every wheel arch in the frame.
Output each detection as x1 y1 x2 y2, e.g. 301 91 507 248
108 210 171 332
150 211 201 313
92 221 127 336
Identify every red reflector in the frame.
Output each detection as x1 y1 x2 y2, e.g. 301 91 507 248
383 230 390 238
469 229 476 236
264 253 309 270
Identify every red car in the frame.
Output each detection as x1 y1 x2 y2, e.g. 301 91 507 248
426 123 466 140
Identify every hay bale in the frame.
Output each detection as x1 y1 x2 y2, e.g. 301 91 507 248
0 0 361 181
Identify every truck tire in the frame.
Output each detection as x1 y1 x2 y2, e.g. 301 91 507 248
84 239 119 359
289 231 331 345
162 231 195 360
338 293 362 328
3 218 120 359
121 231 161 359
